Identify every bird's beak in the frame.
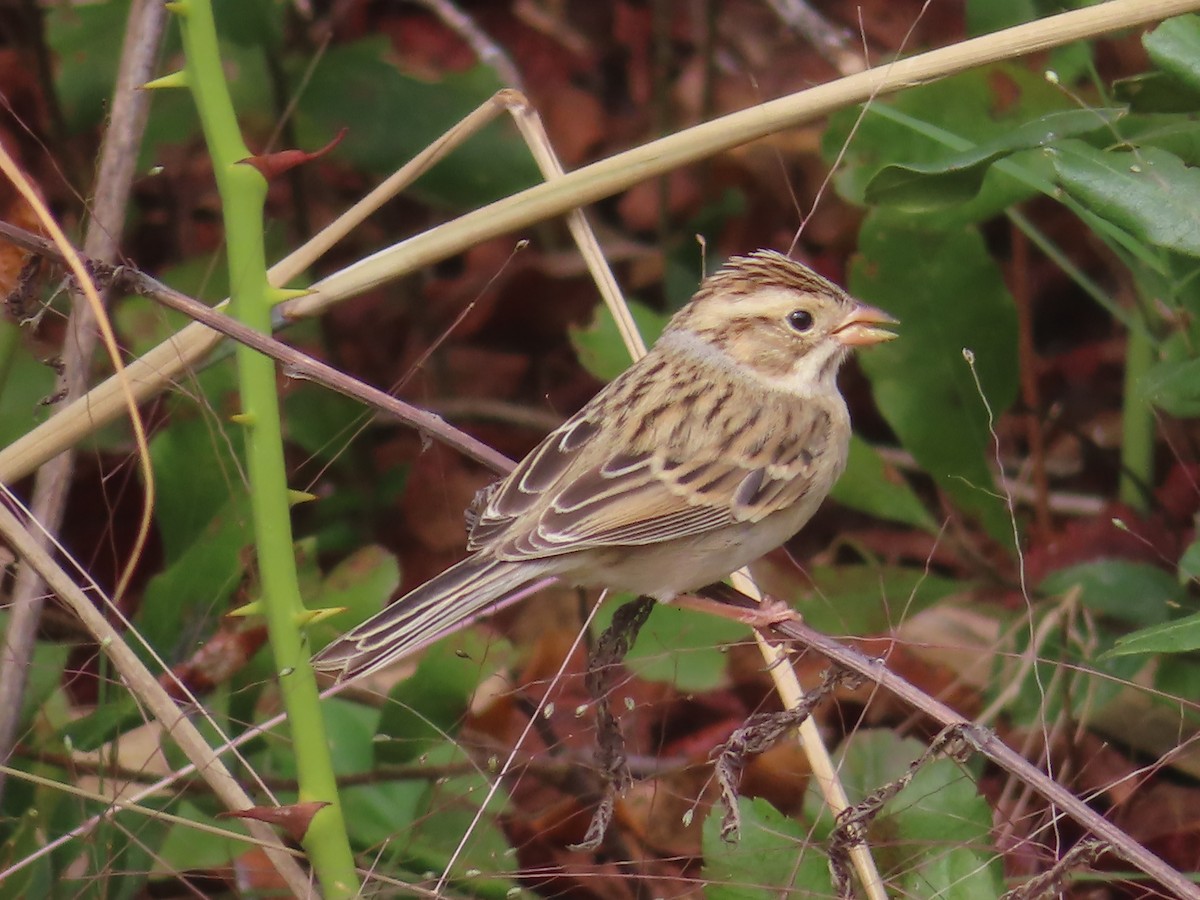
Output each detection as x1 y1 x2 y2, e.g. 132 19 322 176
832 302 898 347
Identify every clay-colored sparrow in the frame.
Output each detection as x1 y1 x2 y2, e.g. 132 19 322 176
312 250 896 681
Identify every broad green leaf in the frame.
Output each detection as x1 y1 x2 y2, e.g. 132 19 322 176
314 701 433 847
825 64 1072 221
1050 140 1200 258
602 562 959 691
1040 559 1179 627
150 415 246 562
703 797 832 898
831 435 937 532
157 803 243 873
1180 539 1200 584
0 800 55 900
1154 657 1200 721
569 299 670 382
292 39 540 208
1123 15 1200 112
46 0 130 133
97 815 157 900
399 743 518 890
1115 73 1200 114
0 635 69 755
0 326 56 449
1118 115 1200 167
213 0 283 49
264 697 377 783
58 695 143 753
1144 14 1200 95
18 642 69 733
850 213 1018 541
806 730 1003 897
307 544 401 647
592 598 745 692
1137 356 1200 416
139 495 252 650
796 565 960 636
322 698 381 774
1109 612 1200 656
340 779 428 849
865 108 1124 211
965 0 1037 35
283 382 369 462
375 634 497 765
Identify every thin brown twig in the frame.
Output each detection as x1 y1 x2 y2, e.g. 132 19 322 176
409 0 524 91
0 220 515 476
424 397 564 433
763 0 866 75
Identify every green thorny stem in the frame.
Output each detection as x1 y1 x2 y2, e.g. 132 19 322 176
169 1 358 894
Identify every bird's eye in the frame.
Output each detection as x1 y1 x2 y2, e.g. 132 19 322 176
787 309 814 332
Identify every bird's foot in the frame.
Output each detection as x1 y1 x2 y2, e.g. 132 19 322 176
671 592 799 629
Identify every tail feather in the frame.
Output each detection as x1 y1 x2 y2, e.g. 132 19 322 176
311 555 549 682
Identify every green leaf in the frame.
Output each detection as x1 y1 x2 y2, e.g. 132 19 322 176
1144 14 1200 95
569 299 670 382
806 731 1003 896
592 599 745 692
58 694 142 753
850 213 1018 542
703 797 833 898
150 415 246 562
317 700 433 847
17 642 69 733
1137 356 1200 416
307 544 402 646
283 382 369 462
1117 115 1200 166
824 64 1072 222
1179 539 1200 584
965 0 1037 36
831 436 937 532
1050 140 1200 258
1109 612 1200 656
355 744 516 892
400 743 518 889
1115 73 1200 114
596 563 959 692
865 108 1124 211
137 497 253 663
0 328 55 450
292 39 540 208
0 800 55 900
375 635 496 765
157 802 243 872
340 778 428 849
46 0 130 133
796 565 960 636
1040 559 1179 627
213 0 283 50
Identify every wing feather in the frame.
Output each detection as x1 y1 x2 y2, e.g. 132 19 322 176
467 361 838 560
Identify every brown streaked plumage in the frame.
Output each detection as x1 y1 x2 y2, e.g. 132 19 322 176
312 250 896 682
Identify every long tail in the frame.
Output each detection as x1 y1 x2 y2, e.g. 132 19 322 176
311 555 551 682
